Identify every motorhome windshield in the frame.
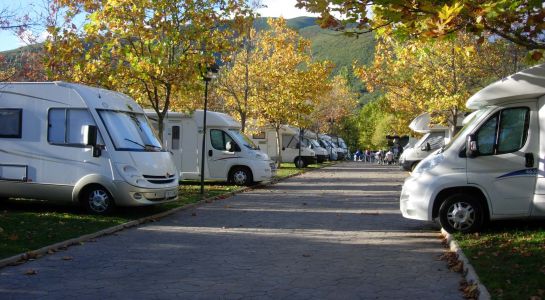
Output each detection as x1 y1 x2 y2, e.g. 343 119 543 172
414 133 431 148
98 110 163 151
309 139 321 148
229 129 259 150
442 108 488 152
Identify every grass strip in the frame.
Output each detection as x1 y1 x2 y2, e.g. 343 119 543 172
454 220 545 300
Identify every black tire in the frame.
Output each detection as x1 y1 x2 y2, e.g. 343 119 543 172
294 157 305 169
229 167 253 186
438 194 484 233
81 185 115 215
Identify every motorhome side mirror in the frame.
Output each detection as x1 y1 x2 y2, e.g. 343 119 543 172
84 125 98 147
420 142 431 152
466 134 478 158
226 141 233 152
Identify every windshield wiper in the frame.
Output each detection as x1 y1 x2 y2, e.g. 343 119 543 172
124 138 161 151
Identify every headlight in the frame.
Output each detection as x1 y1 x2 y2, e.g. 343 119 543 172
412 152 444 175
116 164 145 186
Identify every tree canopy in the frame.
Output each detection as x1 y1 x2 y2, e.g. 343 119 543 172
296 0 545 58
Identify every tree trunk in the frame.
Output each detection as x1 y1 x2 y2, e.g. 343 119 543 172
275 126 282 169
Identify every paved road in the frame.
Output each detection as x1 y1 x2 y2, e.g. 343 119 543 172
0 162 463 299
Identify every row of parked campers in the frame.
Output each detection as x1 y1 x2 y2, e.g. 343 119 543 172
401 64 545 233
0 82 347 215
248 126 348 168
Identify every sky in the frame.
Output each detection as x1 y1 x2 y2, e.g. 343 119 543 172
0 0 318 52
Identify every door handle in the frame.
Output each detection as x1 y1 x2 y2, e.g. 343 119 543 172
208 150 213 157
525 152 534 168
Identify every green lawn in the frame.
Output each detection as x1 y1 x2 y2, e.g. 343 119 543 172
454 220 545 300
0 162 331 260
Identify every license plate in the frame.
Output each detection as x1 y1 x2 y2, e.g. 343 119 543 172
166 190 177 198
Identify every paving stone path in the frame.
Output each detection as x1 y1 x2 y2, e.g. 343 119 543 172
0 162 463 299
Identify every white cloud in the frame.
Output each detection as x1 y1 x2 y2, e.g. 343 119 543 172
17 29 50 47
256 0 319 19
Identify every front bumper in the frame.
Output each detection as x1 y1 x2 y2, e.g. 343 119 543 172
253 161 276 182
113 181 178 206
400 175 432 221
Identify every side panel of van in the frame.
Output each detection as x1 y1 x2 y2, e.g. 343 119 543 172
466 101 539 216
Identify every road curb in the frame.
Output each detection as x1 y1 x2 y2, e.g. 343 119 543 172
0 163 334 269
441 229 491 300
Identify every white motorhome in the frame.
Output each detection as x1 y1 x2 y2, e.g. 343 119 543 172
302 130 328 163
319 134 341 161
250 125 316 168
399 113 452 171
401 64 545 233
146 110 275 186
0 82 179 214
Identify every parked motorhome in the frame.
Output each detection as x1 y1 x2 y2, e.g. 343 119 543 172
0 82 179 214
250 125 316 168
302 130 328 163
333 136 349 159
401 64 545 233
399 113 463 171
146 110 275 186
319 134 342 160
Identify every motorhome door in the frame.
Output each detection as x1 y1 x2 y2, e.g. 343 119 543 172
466 103 538 216
207 129 238 179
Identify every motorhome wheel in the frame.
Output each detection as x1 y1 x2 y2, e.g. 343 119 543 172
438 194 483 234
230 167 253 186
294 157 304 168
82 186 115 215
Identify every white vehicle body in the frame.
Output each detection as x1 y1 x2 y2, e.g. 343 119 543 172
319 134 341 161
400 64 545 233
146 110 274 185
399 113 462 171
332 136 349 159
249 125 316 167
302 130 328 162
0 82 178 214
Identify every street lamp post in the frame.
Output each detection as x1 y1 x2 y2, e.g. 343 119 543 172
200 66 218 195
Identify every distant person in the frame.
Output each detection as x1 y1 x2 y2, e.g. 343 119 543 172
385 150 394 165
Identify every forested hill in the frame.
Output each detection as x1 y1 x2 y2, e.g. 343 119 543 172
262 17 376 98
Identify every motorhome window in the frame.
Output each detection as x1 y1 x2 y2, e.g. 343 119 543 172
172 126 180 150
252 131 266 139
282 134 296 148
0 109 22 138
48 108 96 145
98 110 162 151
210 129 237 151
497 107 529 154
229 129 258 150
476 113 499 155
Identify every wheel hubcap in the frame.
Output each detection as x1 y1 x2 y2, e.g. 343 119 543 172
233 171 247 185
446 202 475 231
89 190 109 213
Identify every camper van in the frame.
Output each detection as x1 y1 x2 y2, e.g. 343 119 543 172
0 82 179 214
250 125 316 168
400 64 545 233
302 130 328 163
399 113 452 171
146 110 275 186
319 134 341 161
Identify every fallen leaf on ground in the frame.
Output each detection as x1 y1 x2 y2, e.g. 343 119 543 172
302 253 311 257
8 234 18 241
62 256 73 261
24 269 37 275
191 212 197 216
